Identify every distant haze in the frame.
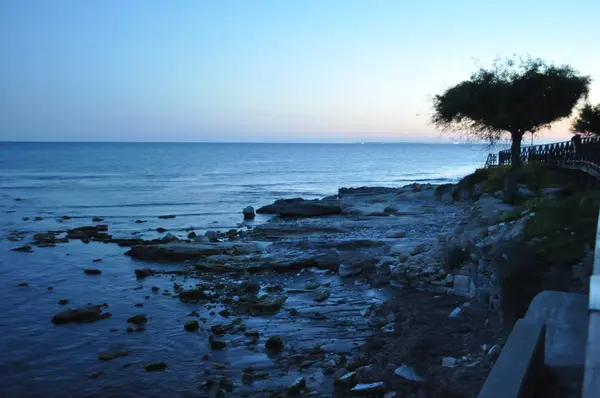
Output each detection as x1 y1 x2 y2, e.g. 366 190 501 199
0 0 598 143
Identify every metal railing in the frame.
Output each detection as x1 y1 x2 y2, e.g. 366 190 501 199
490 136 600 179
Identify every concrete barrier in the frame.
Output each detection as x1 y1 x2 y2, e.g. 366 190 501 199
478 319 546 398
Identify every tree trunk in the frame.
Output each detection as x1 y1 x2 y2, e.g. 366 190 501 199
503 132 523 201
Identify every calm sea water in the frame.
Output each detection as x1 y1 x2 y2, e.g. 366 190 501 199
0 142 490 397
0 142 490 230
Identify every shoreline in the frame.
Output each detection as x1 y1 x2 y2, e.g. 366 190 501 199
3 181 511 397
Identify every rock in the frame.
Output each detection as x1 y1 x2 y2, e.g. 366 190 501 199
84 269 101 275
287 377 306 395
125 241 268 262
256 197 342 217
209 335 228 350
394 364 424 382
215 389 227 398
97 350 129 361
158 215 176 219
61 215 71 220
442 357 458 367
487 344 502 358
127 314 147 325
34 216 43 221
11 245 33 252
351 382 386 394
205 231 219 242
335 371 356 387
305 280 320 290
339 263 362 277
265 336 284 352
88 371 104 379
448 307 462 318
238 295 287 315
179 288 208 301
156 227 167 233
135 269 152 279
375 258 395 275
241 281 260 294
18 282 29 287
385 230 406 239
66 225 111 241
518 187 535 198
453 275 472 293
92 217 104 222
162 233 178 242
152 286 160 292
354 365 378 384
410 244 426 256
243 206 256 220
58 299 69 305
313 288 331 302
184 320 199 332
135 219 146 223
144 362 167 371
51 306 111 324
542 187 563 196
187 231 197 239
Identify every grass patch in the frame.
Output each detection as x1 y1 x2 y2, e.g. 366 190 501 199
455 162 591 200
523 192 599 268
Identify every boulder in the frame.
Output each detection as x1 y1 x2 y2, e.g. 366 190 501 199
127 314 147 324
313 288 331 302
144 362 167 371
265 336 284 351
257 198 342 217
243 206 256 219
287 377 306 395
184 320 199 332
51 305 111 324
339 263 361 277
124 242 268 262
394 364 423 382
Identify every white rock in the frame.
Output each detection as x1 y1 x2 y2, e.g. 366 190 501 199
448 307 462 318
441 357 458 368
351 382 386 393
385 230 406 239
453 275 472 293
487 344 502 357
394 364 423 382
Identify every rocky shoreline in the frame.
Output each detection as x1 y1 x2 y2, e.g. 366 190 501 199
6 182 521 397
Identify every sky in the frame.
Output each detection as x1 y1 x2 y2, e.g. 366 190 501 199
0 0 599 143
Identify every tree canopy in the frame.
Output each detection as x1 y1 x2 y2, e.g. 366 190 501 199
431 57 591 142
572 103 600 136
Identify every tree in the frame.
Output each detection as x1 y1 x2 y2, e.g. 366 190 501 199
431 56 590 199
572 103 600 136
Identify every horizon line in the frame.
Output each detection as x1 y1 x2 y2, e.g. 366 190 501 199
0 140 494 145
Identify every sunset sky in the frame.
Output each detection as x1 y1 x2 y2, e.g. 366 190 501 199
1 0 598 143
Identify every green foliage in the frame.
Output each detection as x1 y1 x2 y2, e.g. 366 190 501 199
523 192 599 268
572 102 600 136
432 56 591 140
455 163 588 199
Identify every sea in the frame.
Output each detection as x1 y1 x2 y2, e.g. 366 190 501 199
0 142 492 397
